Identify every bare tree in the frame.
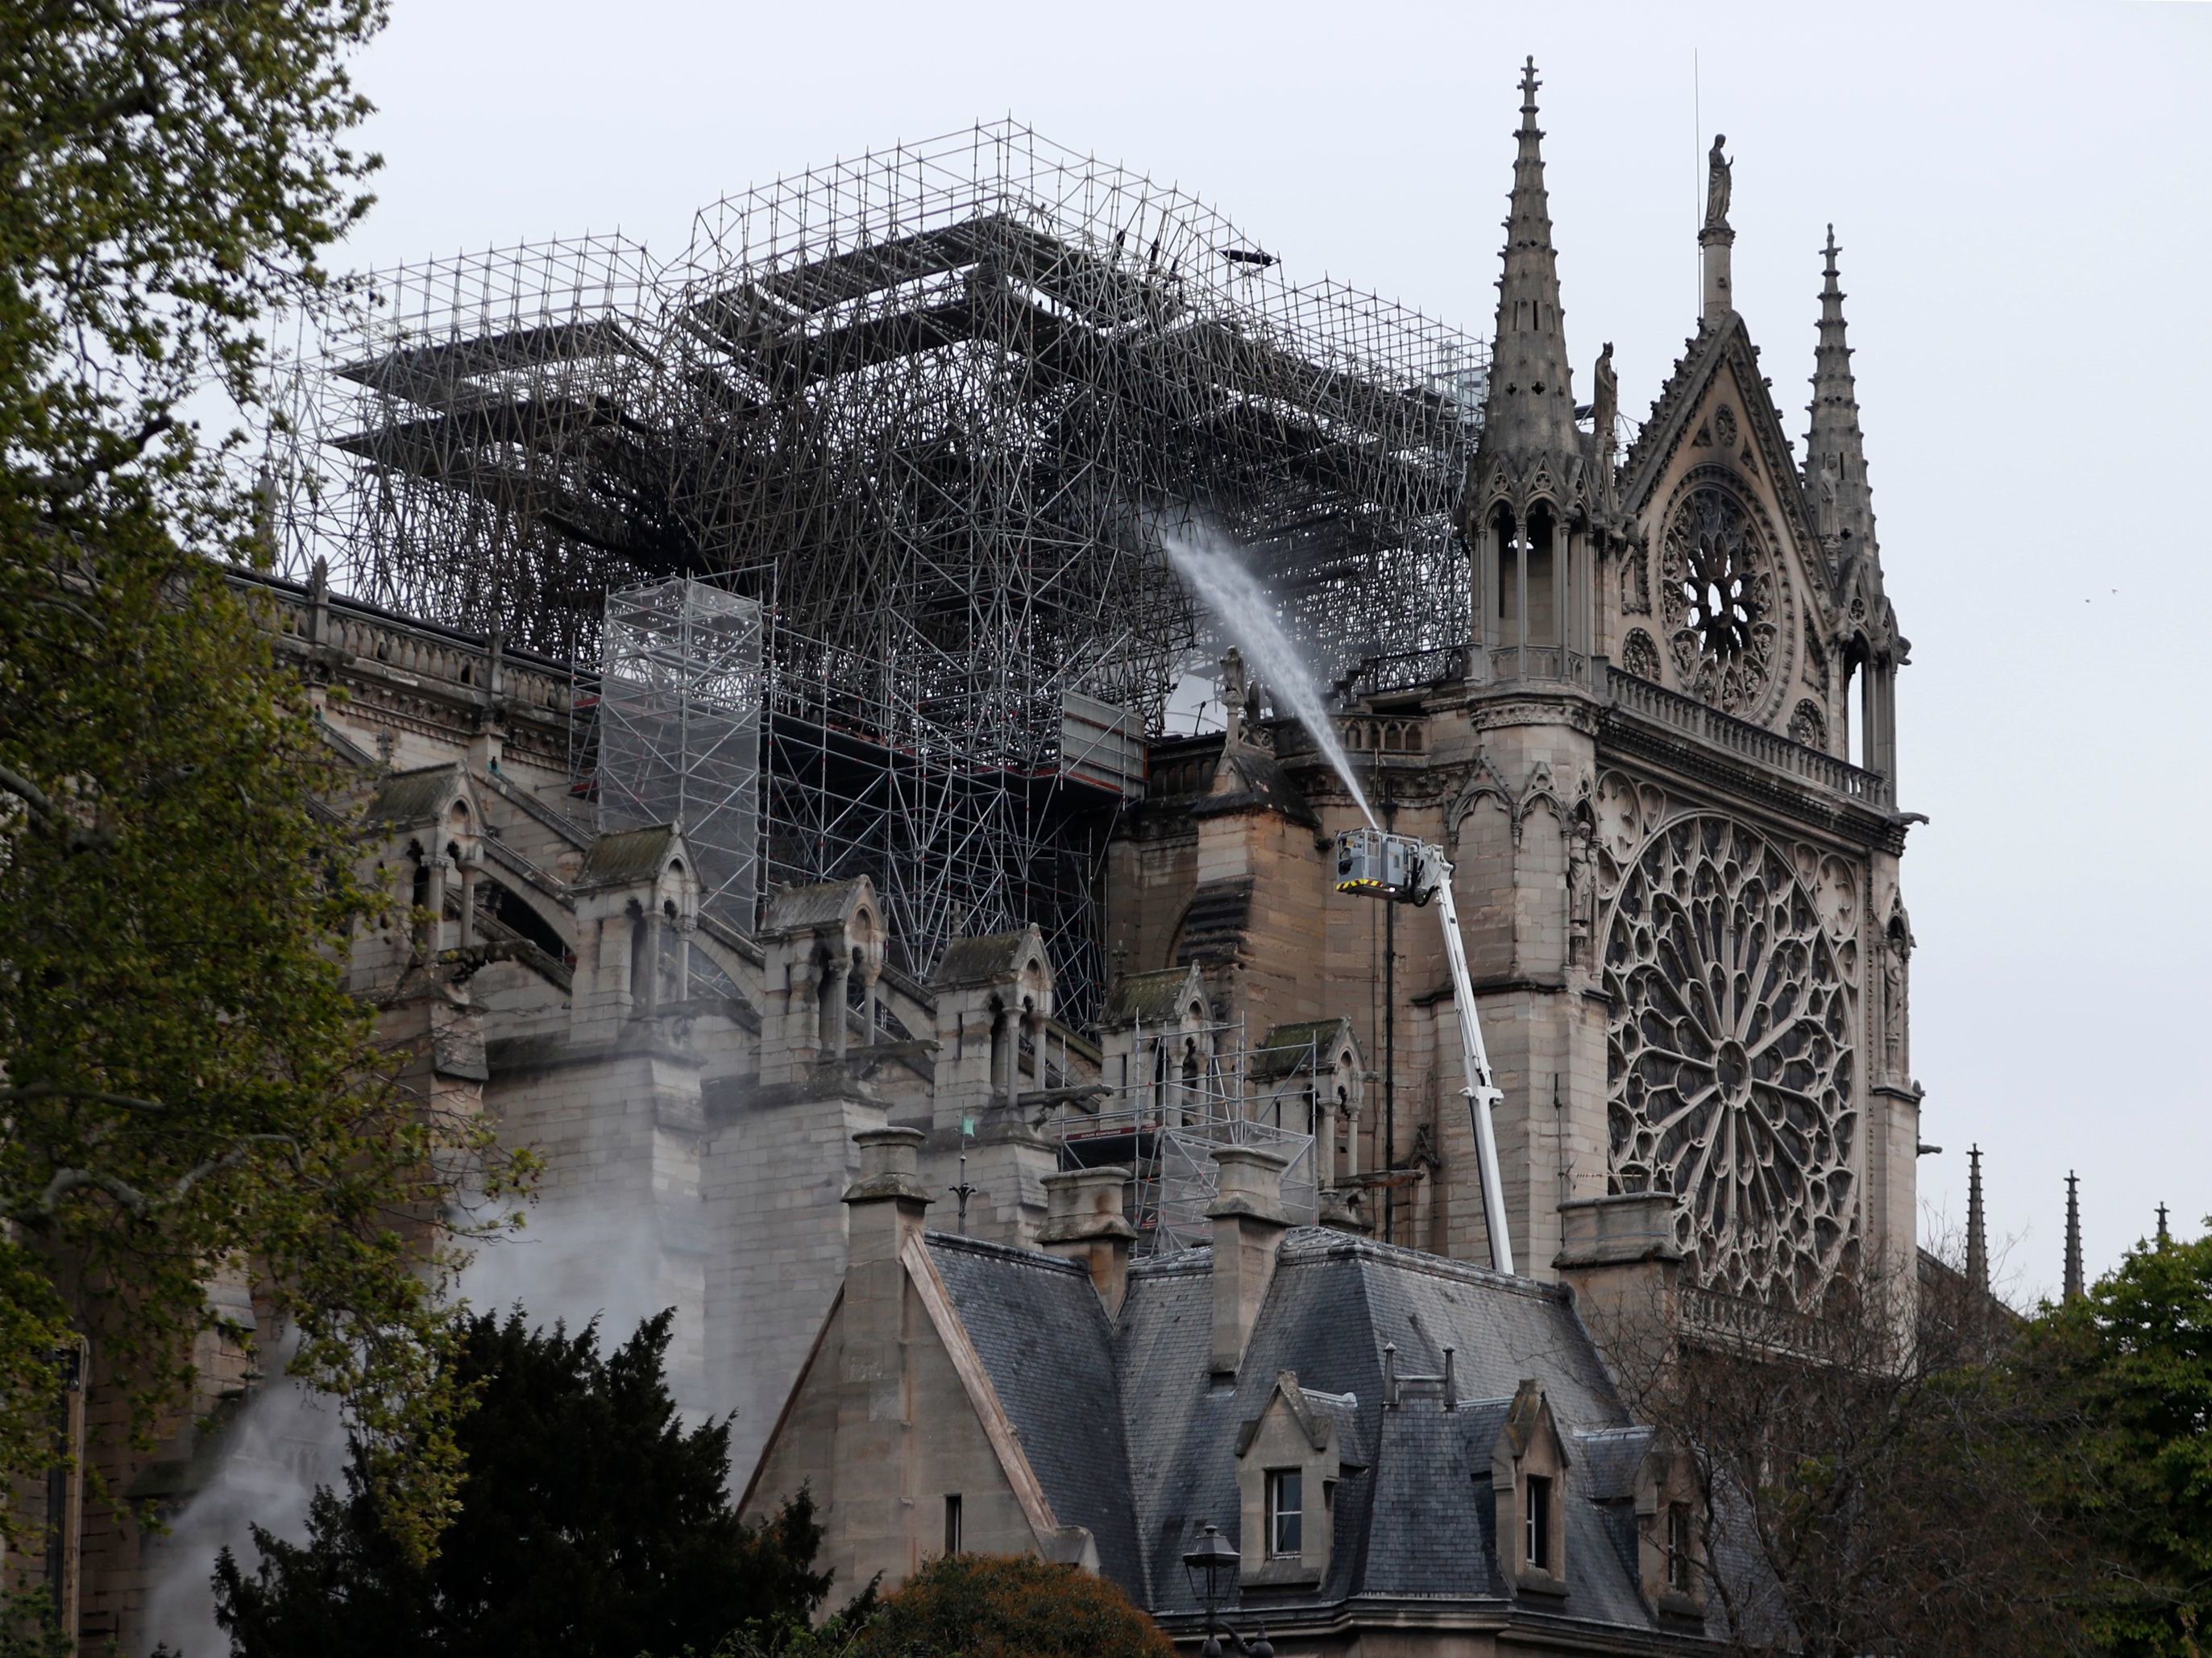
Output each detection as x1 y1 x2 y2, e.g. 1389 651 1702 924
1587 1241 2094 1658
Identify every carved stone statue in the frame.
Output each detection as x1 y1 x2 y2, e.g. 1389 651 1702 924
1816 453 1842 541
1566 818 1598 968
1881 926 1909 1071
1592 342 1618 454
1704 135 1733 230
1218 646 1264 748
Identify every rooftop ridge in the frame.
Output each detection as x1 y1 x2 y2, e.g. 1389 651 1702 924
923 1229 1087 1275
1278 1226 1573 1302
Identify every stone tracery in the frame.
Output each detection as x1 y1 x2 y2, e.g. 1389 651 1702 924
1661 481 1780 717
1603 813 1858 1303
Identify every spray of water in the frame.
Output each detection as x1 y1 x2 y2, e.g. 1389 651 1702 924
1161 524 1378 830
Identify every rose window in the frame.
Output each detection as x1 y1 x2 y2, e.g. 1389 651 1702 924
1604 816 1857 1303
1661 484 1777 715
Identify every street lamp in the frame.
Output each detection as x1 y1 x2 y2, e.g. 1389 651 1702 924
1181 1523 1273 1657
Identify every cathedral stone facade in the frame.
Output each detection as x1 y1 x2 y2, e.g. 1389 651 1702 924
46 60 1915 1656
1114 61 1915 1315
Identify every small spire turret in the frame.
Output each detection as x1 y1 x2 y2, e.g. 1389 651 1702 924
1966 1145 1989 1295
1805 226 1880 565
2064 1172 2085 1301
1477 57 1579 465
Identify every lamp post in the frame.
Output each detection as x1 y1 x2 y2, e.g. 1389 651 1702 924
1181 1523 1273 1658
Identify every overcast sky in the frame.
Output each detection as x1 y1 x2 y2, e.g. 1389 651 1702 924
324 0 2210 1300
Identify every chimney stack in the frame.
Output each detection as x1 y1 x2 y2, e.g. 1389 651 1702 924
1040 1166 1137 1316
1207 1144 1292 1376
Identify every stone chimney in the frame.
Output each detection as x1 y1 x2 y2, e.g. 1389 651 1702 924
1039 1166 1137 1316
1207 1144 1293 1377
1554 1191 1681 1387
835 1125 932 1591
844 1125 932 1257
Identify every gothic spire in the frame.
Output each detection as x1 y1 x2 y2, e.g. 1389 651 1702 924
2156 1203 2171 1246
1966 1145 1989 1296
1804 226 1879 564
1477 57 1579 463
2064 1172 2085 1301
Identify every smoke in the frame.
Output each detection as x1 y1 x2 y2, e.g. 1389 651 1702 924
137 1199 674 1657
1161 524 1379 828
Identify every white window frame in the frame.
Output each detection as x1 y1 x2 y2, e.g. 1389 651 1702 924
1267 1467 1304 1559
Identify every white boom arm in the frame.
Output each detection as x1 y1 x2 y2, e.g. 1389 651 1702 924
1331 827 1514 1275
1421 856 1515 1275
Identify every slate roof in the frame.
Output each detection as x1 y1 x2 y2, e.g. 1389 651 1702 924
576 823 677 888
931 929 1042 989
1103 966 1201 1027
928 1223 1722 1643
762 879 865 935
1247 1018 1355 1084
362 763 461 825
923 1235 1141 1590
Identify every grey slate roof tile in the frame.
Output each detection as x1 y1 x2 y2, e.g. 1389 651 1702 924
919 1224 1727 1644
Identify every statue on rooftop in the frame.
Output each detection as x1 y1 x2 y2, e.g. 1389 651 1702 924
1704 135 1733 231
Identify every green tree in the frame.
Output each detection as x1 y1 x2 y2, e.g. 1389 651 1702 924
2 0 522 1559
213 1310 838 1658
2023 1225 2212 1657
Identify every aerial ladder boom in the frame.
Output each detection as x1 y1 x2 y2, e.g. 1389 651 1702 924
1333 828 1515 1275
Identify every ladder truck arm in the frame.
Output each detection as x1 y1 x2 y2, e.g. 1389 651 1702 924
1333 828 1515 1275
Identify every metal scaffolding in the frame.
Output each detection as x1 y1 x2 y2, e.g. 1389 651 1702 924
268 121 1485 1023
596 578 765 923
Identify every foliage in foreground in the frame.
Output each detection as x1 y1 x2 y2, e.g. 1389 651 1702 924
214 1310 836 1658
721 1552 1172 1658
2 0 529 1559
2020 1225 2212 1658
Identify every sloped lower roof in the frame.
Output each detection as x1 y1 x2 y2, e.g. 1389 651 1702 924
929 1222 1716 1639
762 878 867 935
577 823 676 888
932 929 1043 989
1104 966 1201 1027
363 763 460 825
925 1235 1140 1590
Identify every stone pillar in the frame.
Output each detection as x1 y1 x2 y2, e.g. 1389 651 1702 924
1554 1192 1682 1393
1039 1166 1136 1316
457 856 479 947
835 1127 932 1590
1207 1144 1292 1377
424 855 450 954
1699 226 1735 322
825 955 851 1059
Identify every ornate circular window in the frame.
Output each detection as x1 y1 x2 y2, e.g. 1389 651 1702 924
1661 483 1778 716
1604 815 1857 1303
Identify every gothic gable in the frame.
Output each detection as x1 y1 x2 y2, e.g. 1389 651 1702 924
1612 321 1842 744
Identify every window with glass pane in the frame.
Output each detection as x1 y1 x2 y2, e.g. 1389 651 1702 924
1267 1468 1303 1558
1525 1474 1553 1569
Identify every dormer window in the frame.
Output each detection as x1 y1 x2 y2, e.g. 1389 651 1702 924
1492 1377 1570 1594
1525 1474 1554 1571
1267 1469 1303 1558
1236 1372 1338 1587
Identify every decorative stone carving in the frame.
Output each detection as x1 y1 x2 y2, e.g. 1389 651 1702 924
1604 814 1858 1304
1704 135 1733 230
1621 628 1661 681
1661 479 1779 718
1567 810 1598 969
1787 699 1826 750
1620 544 1651 615
1802 624 1829 697
1713 404 1738 449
